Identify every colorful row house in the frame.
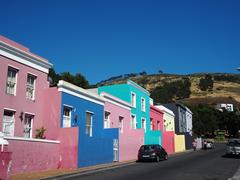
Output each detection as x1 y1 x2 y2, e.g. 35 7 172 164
98 80 162 145
0 35 193 178
0 35 63 176
164 103 193 150
154 105 176 154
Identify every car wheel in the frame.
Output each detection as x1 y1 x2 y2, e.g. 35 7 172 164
156 156 160 162
164 154 168 160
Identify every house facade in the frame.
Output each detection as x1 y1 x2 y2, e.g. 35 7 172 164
164 103 193 150
150 105 163 145
98 80 161 145
58 81 119 167
100 92 144 161
0 36 66 174
154 105 175 154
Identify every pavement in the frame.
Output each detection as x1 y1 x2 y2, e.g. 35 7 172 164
11 150 192 180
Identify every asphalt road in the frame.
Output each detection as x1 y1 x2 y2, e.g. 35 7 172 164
61 143 240 180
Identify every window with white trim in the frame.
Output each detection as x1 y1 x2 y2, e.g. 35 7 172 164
23 114 34 138
63 106 72 128
6 67 18 95
141 97 146 112
142 118 146 133
150 118 153 130
131 92 136 108
2 110 15 137
119 116 124 133
104 111 111 128
26 74 36 100
131 114 136 129
86 112 93 137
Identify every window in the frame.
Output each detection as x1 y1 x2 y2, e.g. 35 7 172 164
26 74 36 100
104 112 111 128
63 106 72 128
157 121 160 130
150 118 153 130
142 118 146 133
86 112 93 137
131 114 136 129
2 110 15 137
141 97 146 112
131 92 136 108
6 67 18 95
119 116 124 133
23 114 33 138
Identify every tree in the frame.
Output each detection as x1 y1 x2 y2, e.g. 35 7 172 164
151 78 191 103
48 68 90 88
190 105 218 138
199 74 213 91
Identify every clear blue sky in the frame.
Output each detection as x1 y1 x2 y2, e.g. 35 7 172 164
1 0 239 84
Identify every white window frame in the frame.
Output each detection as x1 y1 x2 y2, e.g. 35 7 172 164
131 114 137 129
63 106 72 128
6 67 18 96
86 112 93 137
104 111 111 129
23 114 34 138
2 109 15 137
130 92 136 108
119 116 124 133
150 118 153 130
141 117 146 133
26 74 36 100
141 97 146 112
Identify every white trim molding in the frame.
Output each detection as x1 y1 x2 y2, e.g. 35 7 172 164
58 80 105 106
5 136 60 144
127 80 150 95
0 40 52 73
100 92 131 110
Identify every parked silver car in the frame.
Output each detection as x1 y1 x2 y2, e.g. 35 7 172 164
226 138 240 156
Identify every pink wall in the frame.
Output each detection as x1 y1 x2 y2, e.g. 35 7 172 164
42 87 79 169
8 139 60 174
0 55 50 138
104 100 144 162
0 152 12 180
162 131 175 154
150 105 163 131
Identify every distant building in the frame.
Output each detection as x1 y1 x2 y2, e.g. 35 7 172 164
216 103 234 112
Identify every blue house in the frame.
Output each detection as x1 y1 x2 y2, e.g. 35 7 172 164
58 80 119 167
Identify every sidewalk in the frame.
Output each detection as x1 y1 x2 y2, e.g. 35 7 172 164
11 149 194 180
11 160 136 180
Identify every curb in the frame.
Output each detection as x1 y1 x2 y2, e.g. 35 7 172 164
228 165 240 180
41 161 136 180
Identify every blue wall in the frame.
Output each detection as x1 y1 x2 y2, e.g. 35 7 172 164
61 92 119 167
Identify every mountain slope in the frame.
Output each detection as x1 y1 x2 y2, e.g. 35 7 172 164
97 73 240 107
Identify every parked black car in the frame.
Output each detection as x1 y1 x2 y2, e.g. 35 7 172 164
138 144 168 162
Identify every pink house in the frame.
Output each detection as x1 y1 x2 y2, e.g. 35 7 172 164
150 105 164 132
0 35 78 177
100 92 144 162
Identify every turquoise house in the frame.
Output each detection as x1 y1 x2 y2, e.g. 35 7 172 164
98 80 161 145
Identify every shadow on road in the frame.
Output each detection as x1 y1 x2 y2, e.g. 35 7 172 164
221 154 240 159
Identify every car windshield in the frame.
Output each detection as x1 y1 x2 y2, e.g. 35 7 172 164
228 140 240 147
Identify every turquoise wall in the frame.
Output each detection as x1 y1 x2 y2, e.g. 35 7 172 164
98 81 161 145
